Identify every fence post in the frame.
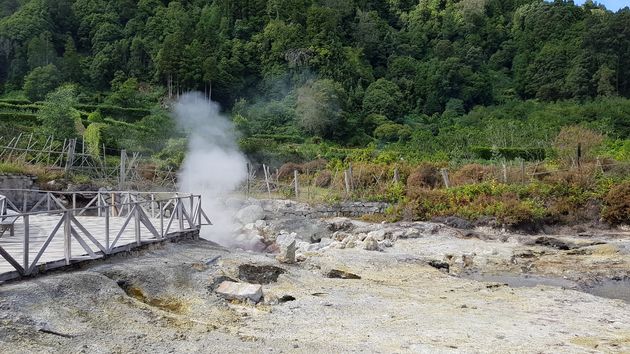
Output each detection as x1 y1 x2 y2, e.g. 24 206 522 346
64 211 71 265
134 204 141 246
576 143 582 170
119 149 127 189
294 170 299 198
245 162 251 198
263 164 271 198
23 215 29 274
393 168 400 183
520 160 526 184
105 205 110 253
502 162 507 184
159 200 164 238
344 170 351 196
440 168 450 188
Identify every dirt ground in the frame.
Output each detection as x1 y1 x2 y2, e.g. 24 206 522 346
1 215 629 353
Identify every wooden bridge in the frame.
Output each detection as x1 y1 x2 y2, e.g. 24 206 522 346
0 190 211 282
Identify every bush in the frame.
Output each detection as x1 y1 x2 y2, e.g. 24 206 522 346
314 170 332 187
602 182 630 225
23 64 61 102
451 164 495 185
406 163 442 190
0 112 38 125
278 162 303 180
471 146 546 161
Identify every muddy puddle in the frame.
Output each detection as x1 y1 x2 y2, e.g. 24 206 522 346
462 273 630 303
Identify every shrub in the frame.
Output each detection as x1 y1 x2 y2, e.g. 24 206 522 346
278 162 303 180
303 159 328 172
602 181 630 225
451 164 494 185
314 170 332 187
406 163 442 191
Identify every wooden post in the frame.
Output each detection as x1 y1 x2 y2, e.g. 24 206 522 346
105 205 110 253
440 168 450 188
263 164 271 198
520 160 526 184
159 200 164 238
23 215 29 272
348 164 354 191
344 170 351 195
246 163 251 198
119 149 127 189
134 205 141 246
294 170 299 198
64 212 71 265
502 162 507 184
576 143 582 170
72 193 77 216
306 168 310 201
393 168 400 183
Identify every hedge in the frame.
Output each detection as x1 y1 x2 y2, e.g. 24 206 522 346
0 112 39 125
75 104 150 122
471 146 546 161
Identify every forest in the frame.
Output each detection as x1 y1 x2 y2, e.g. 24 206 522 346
0 0 629 162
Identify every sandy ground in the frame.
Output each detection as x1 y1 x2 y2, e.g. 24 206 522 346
1 220 629 353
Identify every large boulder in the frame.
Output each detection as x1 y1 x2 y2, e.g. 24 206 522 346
236 205 265 225
276 233 297 264
215 281 263 303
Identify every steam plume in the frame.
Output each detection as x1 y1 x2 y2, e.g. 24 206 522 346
173 92 248 246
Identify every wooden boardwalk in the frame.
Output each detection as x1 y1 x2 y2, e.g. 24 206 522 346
0 215 160 276
0 191 209 282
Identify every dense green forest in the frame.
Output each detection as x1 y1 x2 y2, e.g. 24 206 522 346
1 0 629 164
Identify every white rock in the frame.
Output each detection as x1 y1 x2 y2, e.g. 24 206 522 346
243 223 256 231
357 233 368 241
319 238 334 248
254 220 267 229
276 234 296 264
215 281 263 303
346 240 357 248
236 205 265 225
379 239 393 248
368 230 388 241
363 236 380 251
333 231 351 241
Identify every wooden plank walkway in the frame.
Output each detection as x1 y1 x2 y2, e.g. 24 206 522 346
0 214 169 279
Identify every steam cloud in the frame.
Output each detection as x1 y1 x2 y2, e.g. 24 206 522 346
173 92 248 247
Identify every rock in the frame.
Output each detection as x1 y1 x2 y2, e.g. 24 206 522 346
254 220 267 229
326 269 361 279
236 205 265 225
327 218 354 232
367 229 388 241
319 238 334 248
215 281 263 303
428 260 450 272
363 236 380 251
462 254 475 268
433 216 474 230
345 240 357 249
333 231 351 242
296 254 307 262
378 239 393 248
276 234 296 264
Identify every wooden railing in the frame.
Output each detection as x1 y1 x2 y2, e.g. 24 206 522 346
0 190 211 281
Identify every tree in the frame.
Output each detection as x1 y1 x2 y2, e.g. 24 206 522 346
26 32 56 70
363 79 404 121
38 85 80 139
23 64 61 101
61 37 82 83
296 79 346 138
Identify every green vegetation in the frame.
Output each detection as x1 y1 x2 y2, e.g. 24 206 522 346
0 0 629 225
